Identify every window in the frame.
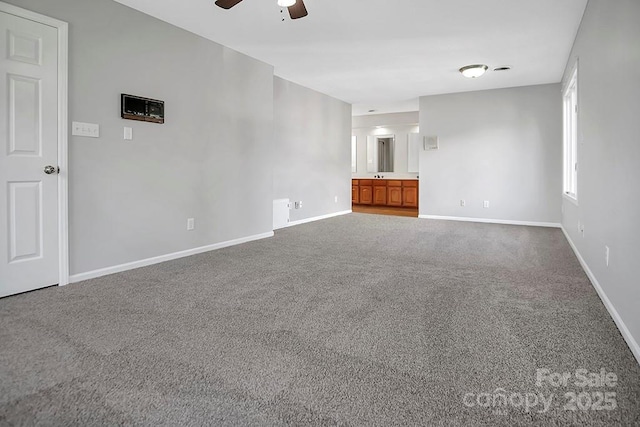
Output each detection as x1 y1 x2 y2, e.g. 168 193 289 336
563 66 578 201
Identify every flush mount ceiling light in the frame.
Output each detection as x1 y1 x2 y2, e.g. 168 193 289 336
277 0 296 7
459 64 488 79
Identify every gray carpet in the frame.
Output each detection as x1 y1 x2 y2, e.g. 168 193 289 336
1 213 639 426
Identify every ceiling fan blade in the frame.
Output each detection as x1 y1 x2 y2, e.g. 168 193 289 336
288 0 308 19
215 0 243 9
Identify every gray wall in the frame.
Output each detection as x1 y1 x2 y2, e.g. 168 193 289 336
273 77 352 222
7 0 275 275
352 112 419 177
418 85 562 223
561 0 640 355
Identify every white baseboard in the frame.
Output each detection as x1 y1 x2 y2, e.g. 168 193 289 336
70 209 352 283
286 210 352 228
419 215 561 228
69 231 274 283
561 227 640 366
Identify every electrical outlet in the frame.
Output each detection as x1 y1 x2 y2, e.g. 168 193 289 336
605 246 610 267
295 201 302 209
483 200 490 208
460 199 465 207
187 218 195 231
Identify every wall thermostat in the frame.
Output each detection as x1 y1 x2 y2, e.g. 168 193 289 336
424 135 439 150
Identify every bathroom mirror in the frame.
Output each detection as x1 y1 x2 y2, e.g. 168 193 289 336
366 134 395 173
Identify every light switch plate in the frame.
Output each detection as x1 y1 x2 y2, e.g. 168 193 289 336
124 127 133 140
72 121 100 138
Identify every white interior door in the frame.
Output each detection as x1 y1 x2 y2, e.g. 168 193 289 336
0 10 59 297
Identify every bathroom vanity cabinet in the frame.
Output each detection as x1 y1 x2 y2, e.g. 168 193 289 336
352 179 418 209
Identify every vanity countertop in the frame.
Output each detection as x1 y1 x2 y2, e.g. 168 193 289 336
352 176 419 180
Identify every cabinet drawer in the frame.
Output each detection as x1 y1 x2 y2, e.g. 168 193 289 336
387 180 402 187
352 179 359 185
402 180 418 187
359 179 373 186
373 180 387 186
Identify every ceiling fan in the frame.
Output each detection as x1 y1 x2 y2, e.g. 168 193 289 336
214 0 308 19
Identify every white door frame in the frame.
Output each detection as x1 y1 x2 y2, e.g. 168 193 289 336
0 2 69 286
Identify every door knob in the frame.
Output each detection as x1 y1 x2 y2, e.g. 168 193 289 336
44 165 59 175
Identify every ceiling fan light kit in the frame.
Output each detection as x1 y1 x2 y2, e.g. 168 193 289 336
213 0 243 10
215 0 308 19
459 64 489 78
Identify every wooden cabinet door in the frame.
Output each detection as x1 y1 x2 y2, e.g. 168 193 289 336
359 186 373 204
352 185 360 204
402 187 418 208
388 186 403 206
373 185 387 205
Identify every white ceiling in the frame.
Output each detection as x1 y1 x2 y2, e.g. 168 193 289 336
114 0 587 116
